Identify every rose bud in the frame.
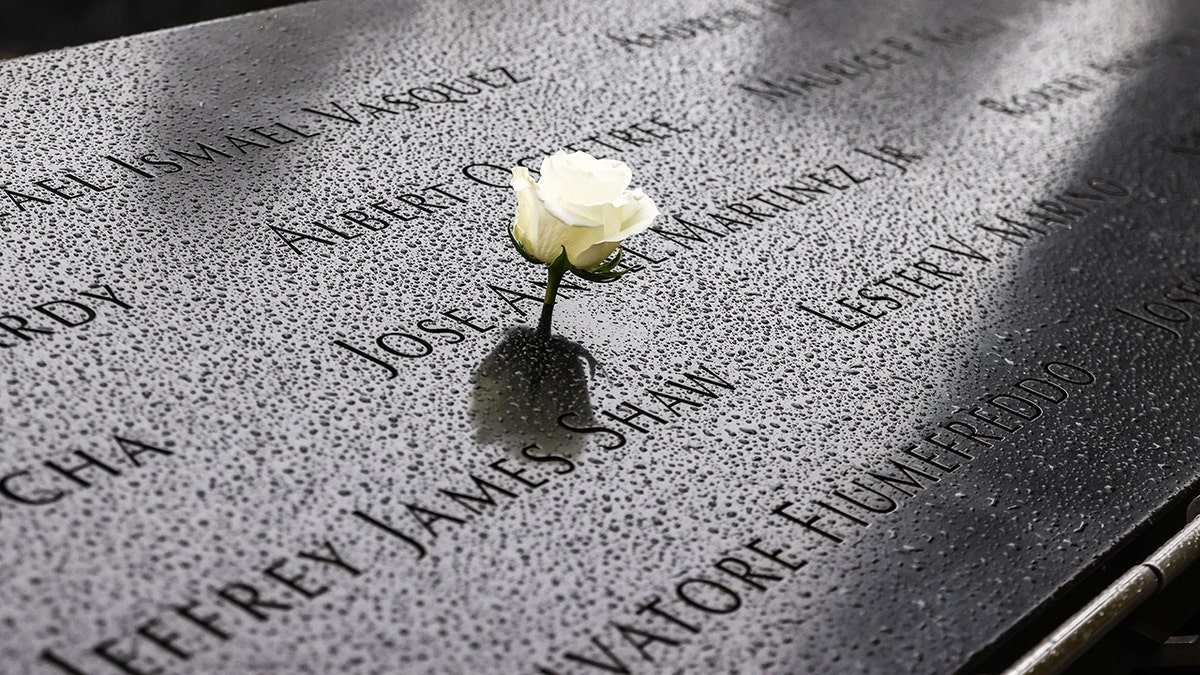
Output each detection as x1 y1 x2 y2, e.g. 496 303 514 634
510 150 659 270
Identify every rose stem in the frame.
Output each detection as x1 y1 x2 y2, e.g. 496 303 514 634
537 261 567 339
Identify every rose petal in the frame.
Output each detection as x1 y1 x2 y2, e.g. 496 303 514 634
510 151 658 271
542 195 608 229
538 150 632 205
511 167 572 264
567 240 621 270
597 191 659 243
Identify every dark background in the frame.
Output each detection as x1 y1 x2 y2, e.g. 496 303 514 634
0 0 302 58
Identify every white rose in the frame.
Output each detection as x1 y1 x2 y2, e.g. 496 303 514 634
510 150 659 270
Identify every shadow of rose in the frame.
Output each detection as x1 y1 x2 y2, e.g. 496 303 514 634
470 326 600 458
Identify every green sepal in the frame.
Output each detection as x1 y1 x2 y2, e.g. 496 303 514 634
569 248 629 282
549 248 570 273
572 268 625 282
590 249 625 274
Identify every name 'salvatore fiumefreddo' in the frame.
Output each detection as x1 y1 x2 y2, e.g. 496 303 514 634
508 150 659 336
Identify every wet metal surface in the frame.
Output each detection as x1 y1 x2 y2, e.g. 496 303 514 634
1 0 1199 673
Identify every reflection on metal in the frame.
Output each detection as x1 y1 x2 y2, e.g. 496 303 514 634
1004 511 1200 675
